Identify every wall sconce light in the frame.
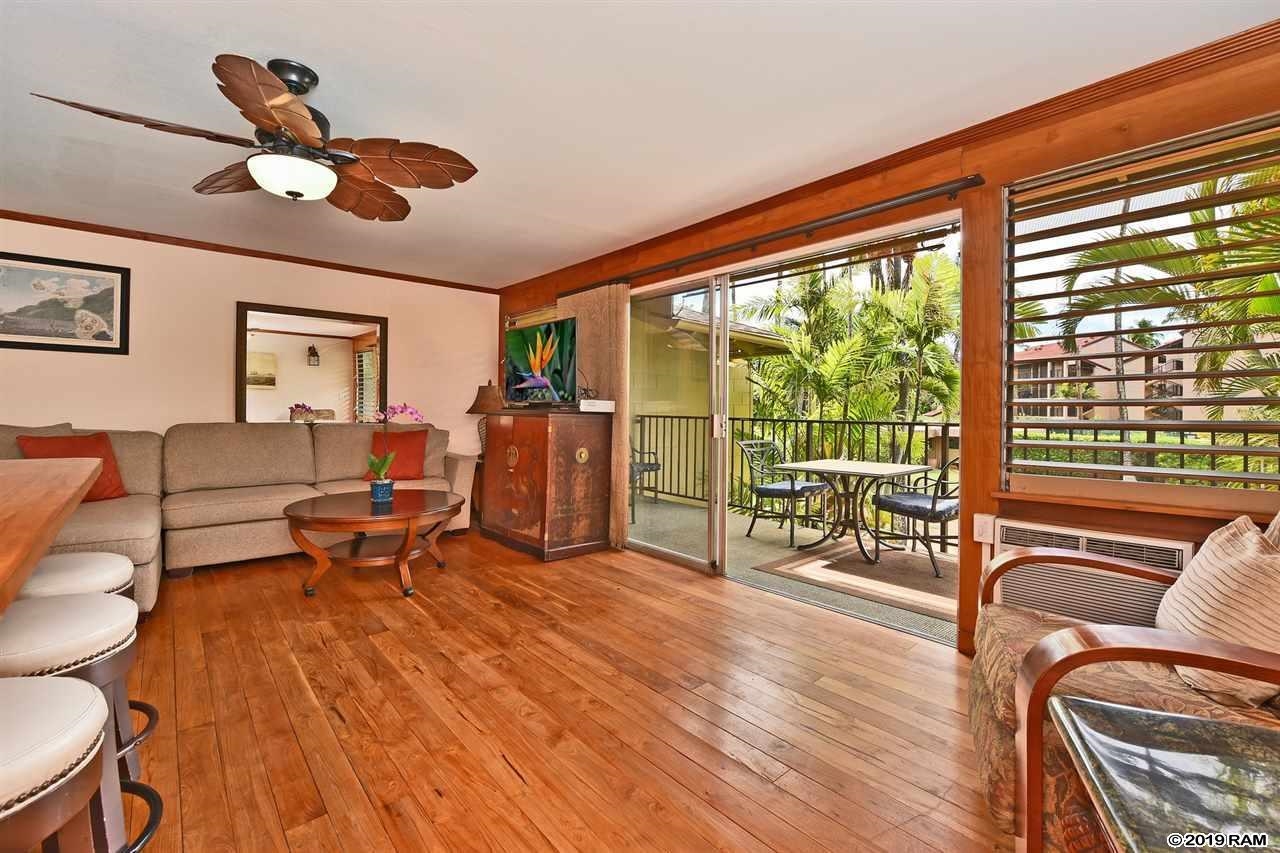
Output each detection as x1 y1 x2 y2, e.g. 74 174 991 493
306 345 320 367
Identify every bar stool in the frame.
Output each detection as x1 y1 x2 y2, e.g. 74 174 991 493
18 555 157 796
18 552 135 600
0 593 161 852
0 677 107 853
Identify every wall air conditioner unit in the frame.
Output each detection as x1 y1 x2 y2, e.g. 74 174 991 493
991 518 1194 627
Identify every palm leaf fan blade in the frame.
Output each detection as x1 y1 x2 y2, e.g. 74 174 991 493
325 138 476 188
211 54 323 148
193 160 259 194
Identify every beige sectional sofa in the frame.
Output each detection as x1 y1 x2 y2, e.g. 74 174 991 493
161 423 324 576
1 421 476 615
1 423 164 615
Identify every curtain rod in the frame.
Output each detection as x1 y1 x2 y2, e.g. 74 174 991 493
560 174 984 297
730 222 958 284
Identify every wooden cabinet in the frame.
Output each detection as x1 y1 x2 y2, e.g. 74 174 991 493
480 410 612 560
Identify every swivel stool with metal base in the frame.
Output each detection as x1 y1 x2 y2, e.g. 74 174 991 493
0 676 159 852
18 552 135 600
0 594 161 851
13 553 152 780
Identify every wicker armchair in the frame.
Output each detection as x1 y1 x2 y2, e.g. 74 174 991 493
971 547 1280 853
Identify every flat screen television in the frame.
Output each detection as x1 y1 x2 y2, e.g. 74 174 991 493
504 318 577 404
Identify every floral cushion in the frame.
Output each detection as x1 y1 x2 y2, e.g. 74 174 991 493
974 604 1084 729
969 660 1102 849
974 604 1274 731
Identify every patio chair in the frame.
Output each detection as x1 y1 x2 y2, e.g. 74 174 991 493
629 447 662 523
868 457 959 577
738 439 830 548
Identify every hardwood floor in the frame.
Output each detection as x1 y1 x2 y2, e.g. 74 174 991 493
126 533 1003 852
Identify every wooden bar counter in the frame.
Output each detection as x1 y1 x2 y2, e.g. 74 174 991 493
0 458 101 612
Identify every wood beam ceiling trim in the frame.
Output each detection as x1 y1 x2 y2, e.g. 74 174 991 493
0 209 496 295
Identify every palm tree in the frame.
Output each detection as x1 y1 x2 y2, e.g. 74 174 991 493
1057 173 1280 392
1129 318 1160 349
869 250 915 292
746 328 896 457
739 247 963 467
1205 350 1280 420
1007 299 1049 349
1056 197 1139 431
737 267 844 353
747 330 868 418
855 253 961 420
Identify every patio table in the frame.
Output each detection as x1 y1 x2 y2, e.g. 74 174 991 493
772 459 932 560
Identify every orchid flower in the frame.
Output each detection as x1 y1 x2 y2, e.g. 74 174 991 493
369 402 426 480
377 402 425 423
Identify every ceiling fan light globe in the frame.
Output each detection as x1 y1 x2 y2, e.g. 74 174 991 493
246 153 337 201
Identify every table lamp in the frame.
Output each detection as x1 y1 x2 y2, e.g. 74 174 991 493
466 380 505 454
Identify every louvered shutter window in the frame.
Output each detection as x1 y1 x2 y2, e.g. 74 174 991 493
354 349 378 422
1005 119 1280 491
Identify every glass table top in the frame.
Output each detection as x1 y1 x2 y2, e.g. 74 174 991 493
1048 696 1280 852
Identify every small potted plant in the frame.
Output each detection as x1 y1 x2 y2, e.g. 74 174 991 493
289 402 316 423
368 402 425 502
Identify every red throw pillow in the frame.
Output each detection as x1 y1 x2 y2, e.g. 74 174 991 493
16 432 129 502
364 429 429 481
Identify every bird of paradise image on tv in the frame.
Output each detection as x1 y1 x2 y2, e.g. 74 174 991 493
504 319 576 403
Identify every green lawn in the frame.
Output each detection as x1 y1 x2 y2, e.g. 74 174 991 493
1010 427 1278 484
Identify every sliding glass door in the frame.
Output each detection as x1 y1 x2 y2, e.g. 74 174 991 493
627 277 730 571
626 227 967 642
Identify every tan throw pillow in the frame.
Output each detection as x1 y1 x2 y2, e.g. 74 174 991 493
0 422 72 459
1156 515 1280 707
424 427 448 479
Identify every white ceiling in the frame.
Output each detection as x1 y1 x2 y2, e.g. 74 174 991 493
1 2 1275 288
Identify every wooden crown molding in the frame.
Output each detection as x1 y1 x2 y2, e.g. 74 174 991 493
507 18 1280 295
0 208 497 295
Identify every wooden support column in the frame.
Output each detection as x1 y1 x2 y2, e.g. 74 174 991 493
957 185 1004 655
556 283 632 547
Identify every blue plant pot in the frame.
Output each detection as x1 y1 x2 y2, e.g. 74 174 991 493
370 479 394 503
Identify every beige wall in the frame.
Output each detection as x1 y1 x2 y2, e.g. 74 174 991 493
0 220 497 453
628 299 754 420
244 332 354 423
1077 338 1147 421
628 298 760 510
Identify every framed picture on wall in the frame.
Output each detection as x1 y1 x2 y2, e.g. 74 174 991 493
0 252 131 355
245 351 278 389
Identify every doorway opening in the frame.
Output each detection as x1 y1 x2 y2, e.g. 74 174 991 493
235 302 387 424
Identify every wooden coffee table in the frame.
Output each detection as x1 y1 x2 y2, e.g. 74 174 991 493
284 489 464 598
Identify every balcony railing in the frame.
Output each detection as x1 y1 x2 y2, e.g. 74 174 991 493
1008 422 1280 488
1145 380 1184 397
631 414 1280 499
631 415 957 509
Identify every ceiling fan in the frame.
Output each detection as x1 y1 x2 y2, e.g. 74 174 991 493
32 55 476 222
